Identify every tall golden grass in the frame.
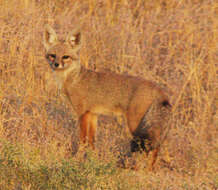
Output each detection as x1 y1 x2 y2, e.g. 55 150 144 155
0 0 217 189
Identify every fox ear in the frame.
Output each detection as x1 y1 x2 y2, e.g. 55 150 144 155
66 28 82 51
43 24 58 50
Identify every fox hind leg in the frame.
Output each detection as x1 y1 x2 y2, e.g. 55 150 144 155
148 146 160 171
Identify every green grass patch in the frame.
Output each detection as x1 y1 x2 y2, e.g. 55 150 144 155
0 140 136 190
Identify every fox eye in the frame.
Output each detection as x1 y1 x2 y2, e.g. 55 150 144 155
62 55 70 59
47 54 56 61
49 54 56 58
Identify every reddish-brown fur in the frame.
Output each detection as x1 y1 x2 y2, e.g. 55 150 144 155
43 25 171 170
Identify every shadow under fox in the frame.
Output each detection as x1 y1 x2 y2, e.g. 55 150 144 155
43 25 171 170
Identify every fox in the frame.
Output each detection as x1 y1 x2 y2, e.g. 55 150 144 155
43 25 171 170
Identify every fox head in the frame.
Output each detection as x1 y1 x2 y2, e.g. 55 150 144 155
43 25 82 72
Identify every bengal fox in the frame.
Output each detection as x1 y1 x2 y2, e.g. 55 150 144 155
43 25 171 170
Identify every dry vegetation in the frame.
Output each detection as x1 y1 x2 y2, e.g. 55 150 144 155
0 0 217 189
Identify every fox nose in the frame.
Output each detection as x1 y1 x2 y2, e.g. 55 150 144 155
48 61 59 69
54 63 59 67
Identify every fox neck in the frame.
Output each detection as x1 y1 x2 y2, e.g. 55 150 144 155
54 62 81 90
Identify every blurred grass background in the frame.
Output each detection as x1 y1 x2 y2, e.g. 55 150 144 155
0 0 217 189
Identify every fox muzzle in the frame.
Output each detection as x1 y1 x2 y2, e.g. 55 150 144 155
49 62 59 70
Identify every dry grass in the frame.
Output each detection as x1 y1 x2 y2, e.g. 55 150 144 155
0 0 217 189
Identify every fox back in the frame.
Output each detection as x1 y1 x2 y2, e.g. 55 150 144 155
43 25 171 170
